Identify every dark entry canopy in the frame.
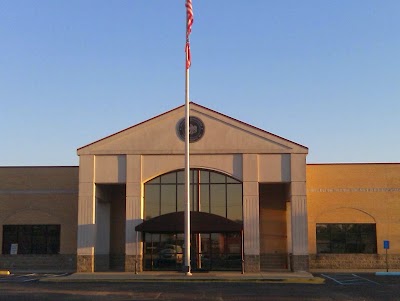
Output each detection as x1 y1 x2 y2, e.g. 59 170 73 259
135 211 243 234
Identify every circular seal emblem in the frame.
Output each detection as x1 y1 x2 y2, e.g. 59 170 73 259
177 116 205 143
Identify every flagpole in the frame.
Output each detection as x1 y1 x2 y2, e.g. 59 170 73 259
184 0 193 276
184 67 191 276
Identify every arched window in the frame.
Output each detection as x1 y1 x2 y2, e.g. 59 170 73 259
144 169 242 222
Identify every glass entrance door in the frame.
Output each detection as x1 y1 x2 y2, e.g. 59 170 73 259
143 233 184 271
193 233 242 271
143 232 242 271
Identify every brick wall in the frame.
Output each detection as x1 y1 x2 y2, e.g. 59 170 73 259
307 164 400 257
0 254 76 272
0 166 79 254
310 254 400 269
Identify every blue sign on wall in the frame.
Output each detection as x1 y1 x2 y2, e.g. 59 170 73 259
384 240 390 249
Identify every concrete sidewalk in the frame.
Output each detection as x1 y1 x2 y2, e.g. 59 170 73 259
41 271 324 284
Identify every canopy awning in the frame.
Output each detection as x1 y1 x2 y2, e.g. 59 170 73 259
135 211 243 234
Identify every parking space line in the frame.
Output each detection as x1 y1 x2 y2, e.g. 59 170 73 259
321 273 380 285
321 274 344 284
23 278 41 282
47 272 70 278
350 274 380 285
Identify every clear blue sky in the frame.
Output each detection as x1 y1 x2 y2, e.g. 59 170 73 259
1 0 399 166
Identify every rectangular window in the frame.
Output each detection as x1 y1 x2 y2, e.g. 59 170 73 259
210 184 226 218
316 223 377 254
227 184 243 222
160 185 176 215
2 225 60 255
144 185 160 219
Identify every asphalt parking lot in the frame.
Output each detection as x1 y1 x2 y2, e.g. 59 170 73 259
0 273 399 300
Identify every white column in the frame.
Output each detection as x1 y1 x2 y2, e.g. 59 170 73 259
242 154 260 272
290 192 308 255
243 185 260 255
125 155 142 272
77 155 96 272
289 154 309 271
290 154 308 256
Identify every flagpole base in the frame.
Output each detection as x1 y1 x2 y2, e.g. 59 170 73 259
183 265 192 276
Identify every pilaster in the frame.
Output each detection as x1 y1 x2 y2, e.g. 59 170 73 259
125 155 143 272
77 155 96 272
242 154 260 272
290 154 309 271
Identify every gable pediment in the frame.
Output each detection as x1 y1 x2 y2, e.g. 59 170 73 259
77 103 307 155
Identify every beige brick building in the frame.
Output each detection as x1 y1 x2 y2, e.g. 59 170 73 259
0 167 78 271
0 103 399 272
307 163 400 269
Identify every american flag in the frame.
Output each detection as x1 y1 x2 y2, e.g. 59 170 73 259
185 0 193 69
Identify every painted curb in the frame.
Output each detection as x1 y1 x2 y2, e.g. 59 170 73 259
0 270 10 275
282 277 325 284
375 272 400 276
40 277 325 284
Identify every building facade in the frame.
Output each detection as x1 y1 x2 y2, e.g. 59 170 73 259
307 163 400 269
0 166 78 271
1 103 399 272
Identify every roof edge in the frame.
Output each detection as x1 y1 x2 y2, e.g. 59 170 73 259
192 102 308 150
0 166 79 168
307 162 400 165
77 101 308 154
77 103 185 153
